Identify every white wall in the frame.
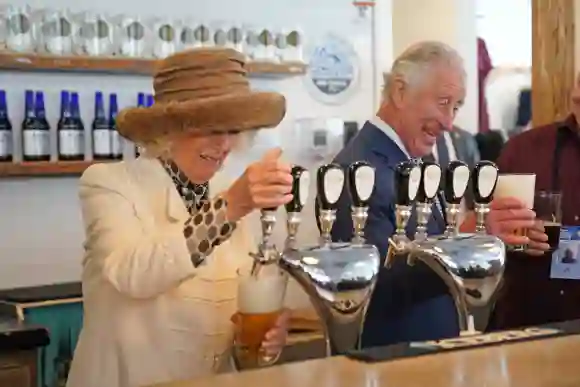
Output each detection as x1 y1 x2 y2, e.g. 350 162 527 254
391 0 478 133
476 0 532 67
0 0 393 292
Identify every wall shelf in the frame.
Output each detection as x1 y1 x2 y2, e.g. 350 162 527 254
0 51 307 77
0 161 105 178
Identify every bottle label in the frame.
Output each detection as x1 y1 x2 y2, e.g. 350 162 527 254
111 130 123 157
93 129 111 156
0 131 13 157
59 130 84 157
23 130 50 158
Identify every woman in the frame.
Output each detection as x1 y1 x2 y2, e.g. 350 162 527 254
67 48 293 387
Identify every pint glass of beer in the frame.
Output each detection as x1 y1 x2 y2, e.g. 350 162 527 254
233 265 288 369
494 173 536 251
534 191 562 252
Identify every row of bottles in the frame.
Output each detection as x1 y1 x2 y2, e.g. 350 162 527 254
0 90 154 162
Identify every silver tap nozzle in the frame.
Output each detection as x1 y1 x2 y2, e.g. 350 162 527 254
319 209 336 245
351 206 368 245
445 203 462 237
285 212 301 250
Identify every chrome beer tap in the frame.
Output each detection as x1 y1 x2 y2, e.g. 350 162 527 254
348 161 376 245
414 161 442 242
316 163 345 245
249 206 281 276
444 161 471 237
386 161 422 267
284 165 310 251
279 162 380 356
472 161 499 234
386 160 505 335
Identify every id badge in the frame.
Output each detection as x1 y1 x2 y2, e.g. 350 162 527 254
550 226 580 280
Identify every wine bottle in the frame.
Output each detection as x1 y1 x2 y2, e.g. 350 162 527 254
109 93 123 160
58 91 84 161
22 90 50 162
134 92 146 158
92 91 112 160
0 90 13 162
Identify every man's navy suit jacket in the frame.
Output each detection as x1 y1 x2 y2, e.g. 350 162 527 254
321 121 459 348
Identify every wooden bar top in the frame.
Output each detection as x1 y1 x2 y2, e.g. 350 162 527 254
149 333 580 387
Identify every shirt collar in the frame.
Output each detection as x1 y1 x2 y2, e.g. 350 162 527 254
159 159 208 205
369 115 411 159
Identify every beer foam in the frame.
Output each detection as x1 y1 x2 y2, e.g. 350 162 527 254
238 274 287 314
495 174 535 208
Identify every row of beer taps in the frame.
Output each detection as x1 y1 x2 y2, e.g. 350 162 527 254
248 157 506 359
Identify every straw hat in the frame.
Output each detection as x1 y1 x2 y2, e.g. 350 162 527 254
116 48 286 144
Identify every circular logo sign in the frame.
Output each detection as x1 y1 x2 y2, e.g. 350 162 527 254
304 34 360 105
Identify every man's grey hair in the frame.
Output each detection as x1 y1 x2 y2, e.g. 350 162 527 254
383 41 465 99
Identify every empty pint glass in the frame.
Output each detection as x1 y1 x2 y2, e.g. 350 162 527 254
233 265 288 369
494 173 535 251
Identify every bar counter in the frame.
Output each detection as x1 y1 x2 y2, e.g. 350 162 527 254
150 332 580 387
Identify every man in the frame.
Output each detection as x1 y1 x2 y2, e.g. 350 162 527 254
324 41 548 348
489 73 580 330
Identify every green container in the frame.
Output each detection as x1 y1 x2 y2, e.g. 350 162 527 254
0 283 83 387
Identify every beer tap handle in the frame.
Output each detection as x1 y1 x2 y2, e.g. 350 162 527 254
416 161 442 203
444 161 471 205
394 161 422 206
285 165 310 214
347 161 375 208
472 161 499 205
316 163 345 211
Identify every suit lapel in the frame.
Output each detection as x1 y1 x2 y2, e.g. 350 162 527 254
129 158 189 223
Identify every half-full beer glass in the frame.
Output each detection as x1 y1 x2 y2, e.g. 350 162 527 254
233 265 288 369
494 173 535 251
534 191 562 252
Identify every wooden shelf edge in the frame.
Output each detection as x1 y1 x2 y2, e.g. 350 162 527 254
0 161 107 178
0 51 307 76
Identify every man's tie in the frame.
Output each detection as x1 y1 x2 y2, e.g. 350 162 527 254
436 135 450 167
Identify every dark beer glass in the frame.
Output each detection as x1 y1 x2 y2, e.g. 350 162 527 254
534 191 562 252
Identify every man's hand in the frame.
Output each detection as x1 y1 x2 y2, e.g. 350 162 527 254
486 197 537 246
225 147 293 221
525 220 551 256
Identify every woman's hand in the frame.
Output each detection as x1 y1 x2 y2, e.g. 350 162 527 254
225 147 294 221
261 309 290 356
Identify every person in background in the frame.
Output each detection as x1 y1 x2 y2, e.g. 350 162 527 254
67 49 293 387
489 73 580 331
321 41 547 348
477 37 493 133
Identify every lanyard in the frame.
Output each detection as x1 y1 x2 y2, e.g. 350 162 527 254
552 125 572 192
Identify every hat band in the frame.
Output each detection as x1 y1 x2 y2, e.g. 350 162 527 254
155 82 250 102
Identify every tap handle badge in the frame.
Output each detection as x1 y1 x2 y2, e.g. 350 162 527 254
416 161 442 202
316 163 345 211
285 165 310 213
394 161 421 206
472 161 499 204
444 160 470 204
347 161 375 207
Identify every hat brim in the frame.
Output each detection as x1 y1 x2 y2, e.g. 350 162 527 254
116 91 286 143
